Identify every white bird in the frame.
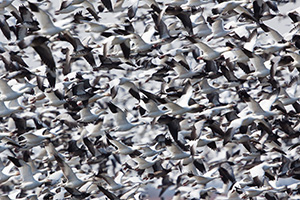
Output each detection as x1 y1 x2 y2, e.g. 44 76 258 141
187 173 217 185
86 118 105 138
170 59 204 79
197 104 234 118
28 2 67 36
43 88 66 107
196 42 231 61
166 0 187 6
0 79 23 101
0 101 23 117
165 82 201 116
238 89 279 117
8 156 43 190
212 1 244 15
130 33 162 53
183 0 213 7
54 154 86 189
132 156 156 170
19 130 54 149
107 102 144 132
165 138 190 160
97 173 126 191
78 105 107 123
141 97 167 118
138 145 163 157
105 133 135 155
55 0 83 15
208 18 231 40
225 113 270 143
243 53 270 79
85 22 117 33
0 159 16 184
197 78 219 95
194 20 212 38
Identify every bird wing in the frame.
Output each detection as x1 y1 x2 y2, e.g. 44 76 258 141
54 154 80 183
0 79 16 94
28 2 57 31
196 42 216 56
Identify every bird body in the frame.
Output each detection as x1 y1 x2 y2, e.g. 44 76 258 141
196 42 231 60
8 157 43 190
0 79 23 101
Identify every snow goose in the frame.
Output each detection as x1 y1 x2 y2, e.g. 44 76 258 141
240 49 270 79
18 5 39 33
238 89 280 118
85 21 117 33
55 0 83 15
196 78 219 95
0 159 17 184
0 100 23 117
225 114 271 144
0 79 23 101
107 102 145 132
138 145 164 157
85 118 105 138
28 2 67 36
118 77 140 101
105 133 136 155
182 0 213 8
197 104 234 119
0 15 11 41
193 17 212 38
96 172 129 191
164 82 203 116
141 97 167 118
101 32 131 59
254 42 291 55
43 88 66 107
165 96 200 116
167 59 206 79
195 41 232 61
165 138 190 160
7 156 43 190
18 130 54 149
52 112 78 129
166 0 187 6
130 153 156 170
151 11 171 40
57 31 96 67
54 154 86 189
259 23 284 43
185 173 217 186
208 18 231 41
130 33 163 53
78 104 107 123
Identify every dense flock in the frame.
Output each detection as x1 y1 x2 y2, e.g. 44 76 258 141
1 0 300 199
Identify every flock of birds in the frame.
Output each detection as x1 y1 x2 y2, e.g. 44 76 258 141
2 0 300 199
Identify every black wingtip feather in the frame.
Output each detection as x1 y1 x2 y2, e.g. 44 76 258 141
129 88 140 101
107 102 118 113
8 156 22 167
28 2 39 12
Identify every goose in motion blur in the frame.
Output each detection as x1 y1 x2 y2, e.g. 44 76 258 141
53 154 86 189
28 2 68 36
0 79 23 101
105 133 137 155
8 156 43 190
194 41 232 61
0 100 23 117
107 102 145 132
